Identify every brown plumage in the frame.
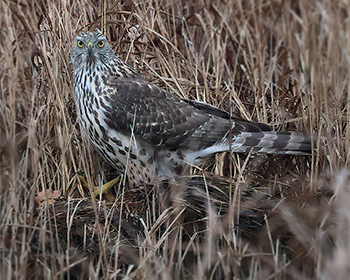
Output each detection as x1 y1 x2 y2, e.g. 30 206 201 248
71 30 312 187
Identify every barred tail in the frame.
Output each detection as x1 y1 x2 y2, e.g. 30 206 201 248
231 131 313 155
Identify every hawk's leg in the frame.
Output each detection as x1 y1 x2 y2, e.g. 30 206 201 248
77 174 120 201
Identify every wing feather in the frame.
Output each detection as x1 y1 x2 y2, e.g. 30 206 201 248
102 77 274 150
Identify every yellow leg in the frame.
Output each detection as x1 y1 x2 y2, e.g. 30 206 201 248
77 175 120 201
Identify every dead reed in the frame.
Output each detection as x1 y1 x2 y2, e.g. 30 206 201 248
0 0 349 279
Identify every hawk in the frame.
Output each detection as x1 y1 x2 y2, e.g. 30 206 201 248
71 29 312 188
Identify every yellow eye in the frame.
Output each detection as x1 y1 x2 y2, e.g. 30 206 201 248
97 40 105 48
77 40 84 48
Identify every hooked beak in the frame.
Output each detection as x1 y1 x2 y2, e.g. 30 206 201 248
87 42 93 56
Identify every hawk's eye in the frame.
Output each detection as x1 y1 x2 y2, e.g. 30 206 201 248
77 40 84 48
97 40 105 48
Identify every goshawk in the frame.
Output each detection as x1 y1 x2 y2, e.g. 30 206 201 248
71 29 311 188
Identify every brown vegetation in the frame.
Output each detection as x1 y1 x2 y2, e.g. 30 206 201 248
1 0 349 279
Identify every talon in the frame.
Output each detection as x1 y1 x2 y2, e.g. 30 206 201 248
77 174 120 201
93 176 120 200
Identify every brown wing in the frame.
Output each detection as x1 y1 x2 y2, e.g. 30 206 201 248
102 77 275 150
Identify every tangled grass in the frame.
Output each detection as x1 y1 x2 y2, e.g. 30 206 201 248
1 0 349 279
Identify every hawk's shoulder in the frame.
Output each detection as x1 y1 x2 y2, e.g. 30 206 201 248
102 77 212 147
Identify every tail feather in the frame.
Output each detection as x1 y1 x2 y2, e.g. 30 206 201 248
231 131 312 155
186 130 313 163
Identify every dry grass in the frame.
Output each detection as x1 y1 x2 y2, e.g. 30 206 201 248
1 0 350 279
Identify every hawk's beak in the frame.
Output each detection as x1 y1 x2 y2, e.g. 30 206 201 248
87 42 93 56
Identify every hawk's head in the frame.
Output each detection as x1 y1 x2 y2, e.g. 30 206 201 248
71 29 114 71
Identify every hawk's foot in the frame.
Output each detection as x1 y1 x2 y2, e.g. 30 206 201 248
77 174 120 201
